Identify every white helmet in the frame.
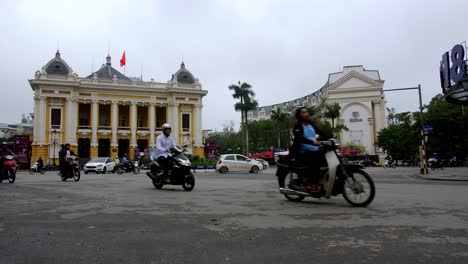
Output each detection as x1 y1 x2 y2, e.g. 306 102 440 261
162 123 171 129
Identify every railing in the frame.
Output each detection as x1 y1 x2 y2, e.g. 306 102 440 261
118 126 131 130
98 126 111 130
78 125 91 130
137 127 149 131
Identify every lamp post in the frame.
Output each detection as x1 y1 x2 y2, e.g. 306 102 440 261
383 84 428 174
51 129 58 167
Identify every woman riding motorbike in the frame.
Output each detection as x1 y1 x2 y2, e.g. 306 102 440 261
291 107 331 193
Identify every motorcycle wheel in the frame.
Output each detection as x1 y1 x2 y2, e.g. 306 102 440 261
40 169 46 175
73 168 80 182
279 172 305 202
182 172 195 191
8 169 16 183
29 169 35 175
116 169 123 175
152 176 164 189
342 169 375 207
61 175 67 181
133 167 140 174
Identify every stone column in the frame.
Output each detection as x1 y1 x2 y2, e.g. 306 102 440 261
169 103 179 144
149 103 156 147
91 100 99 147
33 96 40 144
111 101 118 147
368 117 376 155
65 98 77 146
38 96 47 145
130 102 137 148
194 104 203 146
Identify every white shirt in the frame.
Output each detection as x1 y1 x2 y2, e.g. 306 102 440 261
156 134 176 158
66 150 71 158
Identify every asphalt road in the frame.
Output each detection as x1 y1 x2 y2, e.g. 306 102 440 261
1 167 468 264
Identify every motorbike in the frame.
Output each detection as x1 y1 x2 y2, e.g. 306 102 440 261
382 159 397 169
29 161 47 175
0 155 17 183
145 145 195 191
116 160 140 175
276 141 375 207
428 158 444 170
60 155 81 182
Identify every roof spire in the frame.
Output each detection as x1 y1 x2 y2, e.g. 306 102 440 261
181 61 185 69
106 54 111 66
55 50 61 60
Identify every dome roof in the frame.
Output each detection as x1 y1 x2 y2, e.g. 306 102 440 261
87 54 130 81
43 50 73 75
172 62 195 84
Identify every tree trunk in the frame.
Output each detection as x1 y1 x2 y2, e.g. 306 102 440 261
277 127 281 148
245 110 249 156
240 97 245 155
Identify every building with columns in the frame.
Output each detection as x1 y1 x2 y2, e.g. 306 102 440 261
248 65 386 155
29 50 207 164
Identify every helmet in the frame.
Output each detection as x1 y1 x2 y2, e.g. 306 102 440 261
162 123 171 129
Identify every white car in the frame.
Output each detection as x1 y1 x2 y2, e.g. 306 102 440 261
255 159 269 170
84 157 116 174
216 154 264 174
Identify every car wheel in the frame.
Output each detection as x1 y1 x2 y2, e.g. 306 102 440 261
103 167 107 174
84 171 88 174
219 166 228 174
251 166 259 173
263 165 267 170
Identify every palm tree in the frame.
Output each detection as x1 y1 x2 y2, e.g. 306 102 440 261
324 103 341 128
271 108 286 147
229 81 258 155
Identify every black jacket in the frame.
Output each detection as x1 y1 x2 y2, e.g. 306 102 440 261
59 149 76 160
290 120 329 156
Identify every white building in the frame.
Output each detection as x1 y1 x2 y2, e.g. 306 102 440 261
248 65 386 155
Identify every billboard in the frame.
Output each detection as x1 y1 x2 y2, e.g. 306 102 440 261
205 140 217 160
14 135 30 165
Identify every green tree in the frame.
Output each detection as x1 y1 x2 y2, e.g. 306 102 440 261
271 108 287 147
229 81 258 155
324 103 341 128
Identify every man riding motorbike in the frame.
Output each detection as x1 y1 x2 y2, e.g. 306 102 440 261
0 142 15 172
59 143 76 176
121 154 130 170
156 123 176 179
291 107 331 193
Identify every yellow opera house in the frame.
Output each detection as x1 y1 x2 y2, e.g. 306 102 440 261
29 51 207 165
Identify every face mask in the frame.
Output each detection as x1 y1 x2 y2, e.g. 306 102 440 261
163 129 171 136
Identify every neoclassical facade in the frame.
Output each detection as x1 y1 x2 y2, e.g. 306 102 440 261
249 66 386 154
30 51 207 164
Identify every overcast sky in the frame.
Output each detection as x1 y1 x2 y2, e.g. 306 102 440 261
1 0 467 130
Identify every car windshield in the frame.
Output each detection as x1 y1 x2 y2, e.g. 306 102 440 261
89 158 106 163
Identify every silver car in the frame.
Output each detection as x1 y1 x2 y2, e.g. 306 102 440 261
216 154 264 174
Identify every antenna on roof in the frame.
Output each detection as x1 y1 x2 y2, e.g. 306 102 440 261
107 40 110 54
57 40 60 51
140 64 143 80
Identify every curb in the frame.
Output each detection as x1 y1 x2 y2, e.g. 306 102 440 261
409 174 468 182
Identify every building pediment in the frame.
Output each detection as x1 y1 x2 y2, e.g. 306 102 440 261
327 71 383 91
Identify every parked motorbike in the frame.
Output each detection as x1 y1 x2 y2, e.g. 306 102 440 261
146 145 195 191
60 155 81 182
29 162 47 175
276 141 375 207
428 158 444 170
0 155 17 183
382 159 397 169
116 161 140 175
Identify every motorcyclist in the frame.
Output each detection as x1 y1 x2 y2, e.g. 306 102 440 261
0 142 15 172
156 123 176 179
291 107 330 193
59 143 76 176
36 156 44 171
121 154 130 171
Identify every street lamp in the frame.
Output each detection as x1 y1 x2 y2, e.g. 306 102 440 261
51 129 58 167
383 84 428 174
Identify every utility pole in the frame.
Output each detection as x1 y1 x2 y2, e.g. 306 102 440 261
383 84 428 174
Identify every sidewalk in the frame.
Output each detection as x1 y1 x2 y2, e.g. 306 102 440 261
410 167 468 181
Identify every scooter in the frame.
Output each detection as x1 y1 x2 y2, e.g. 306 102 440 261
60 155 81 182
0 155 17 183
382 159 397 169
116 161 140 175
276 141 375 207
146 145 195 191
29 162 47 175
428 158 444 170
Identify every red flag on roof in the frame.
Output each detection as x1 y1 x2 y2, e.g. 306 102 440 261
120 51 126 67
